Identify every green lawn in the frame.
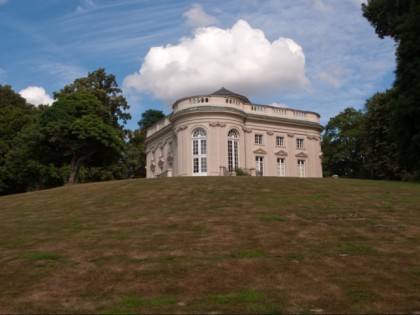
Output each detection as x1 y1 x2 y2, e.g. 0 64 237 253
0 177 419 314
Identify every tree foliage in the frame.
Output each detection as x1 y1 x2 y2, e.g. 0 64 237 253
39 92 125 184
362 0 420 176
322 107 365 178
126 109 165 178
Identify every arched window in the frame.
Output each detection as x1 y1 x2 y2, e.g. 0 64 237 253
228 129 239 172
192 128 207 175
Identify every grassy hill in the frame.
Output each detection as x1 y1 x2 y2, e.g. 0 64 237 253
0 177 419 314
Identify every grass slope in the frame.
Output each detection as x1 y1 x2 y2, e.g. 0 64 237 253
0 177 419 314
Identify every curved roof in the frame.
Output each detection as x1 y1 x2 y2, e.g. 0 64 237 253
210 87 250 103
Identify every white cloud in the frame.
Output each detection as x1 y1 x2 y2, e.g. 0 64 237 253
313 0 333 13
183 3 218 27
19 86 54 106
123 20 308 105
318 65 344 88
270 102 288 108
76 0 96 13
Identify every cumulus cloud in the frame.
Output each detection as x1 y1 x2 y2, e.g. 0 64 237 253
19 86 54 106
183 3 218 27
123 20 308 104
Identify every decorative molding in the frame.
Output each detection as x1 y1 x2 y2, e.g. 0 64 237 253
295 152 308 158
307 135 319 141
167 155 174 162
158 160 164 167
209 121 226 127
287 133 295 137
266 130 274 136
253 148 267 154
242 127 252 133
175 125 188 132
275 150 288 156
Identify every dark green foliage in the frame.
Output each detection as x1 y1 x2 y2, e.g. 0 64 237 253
137 109 166 130
322 108 365 178
363 90 408 180
39 92 125 184
362 0 420 177
126 109 165 178
0 85 40 194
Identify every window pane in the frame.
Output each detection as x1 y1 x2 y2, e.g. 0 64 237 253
201 157 207 172
193 140 198 155
193 158 199 173
201 139 207 154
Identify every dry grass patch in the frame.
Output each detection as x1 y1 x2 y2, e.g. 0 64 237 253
0 177 419 313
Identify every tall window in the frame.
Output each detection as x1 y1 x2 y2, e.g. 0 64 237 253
298 159 305 177
256 156 264 176
276 136 285 147
296 138 305 149
192 128 207 175
228 129 239 172
277 158 285 177
255 134 263 145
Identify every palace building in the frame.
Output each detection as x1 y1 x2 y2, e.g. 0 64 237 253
145 88 323 178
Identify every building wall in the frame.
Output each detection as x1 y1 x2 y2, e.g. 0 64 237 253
146 94 323 178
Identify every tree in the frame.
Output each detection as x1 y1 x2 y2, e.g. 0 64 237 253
362 0 420 176
362 89 408 180
0 85 38 194
53 68 131 132
39 92 125 184
322 107 366 178
126 109 165 178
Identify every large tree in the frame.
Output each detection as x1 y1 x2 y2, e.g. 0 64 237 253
53 68 131 132
362 0 420 176
322 107 366 178
362 89 408 180
39 92 125 184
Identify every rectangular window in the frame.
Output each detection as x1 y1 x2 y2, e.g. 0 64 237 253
160 146 164 157
298 159 305 177
276 136 284 147
255 134 263 145
255 156 264 176
296 138 305 149
277 158 285 177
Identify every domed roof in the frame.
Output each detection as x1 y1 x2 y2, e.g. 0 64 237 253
211 87 250 103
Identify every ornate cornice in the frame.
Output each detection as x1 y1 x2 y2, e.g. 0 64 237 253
275 150 288 156
253 148 267 154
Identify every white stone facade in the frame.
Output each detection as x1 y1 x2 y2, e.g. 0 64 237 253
146 88 323 178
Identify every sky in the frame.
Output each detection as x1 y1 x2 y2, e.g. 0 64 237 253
0 0 396 130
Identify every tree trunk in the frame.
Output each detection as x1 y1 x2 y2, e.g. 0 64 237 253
68 151 96 184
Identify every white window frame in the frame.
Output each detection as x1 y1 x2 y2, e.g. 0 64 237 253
228 129 239 172
192 128 208 176
277 158 286 177
298 159 305 178
296 138 305 149
276 136 285 147
255 134 263 145
255 156 264 176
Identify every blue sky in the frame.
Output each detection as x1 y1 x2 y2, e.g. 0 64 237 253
0 0 396 130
